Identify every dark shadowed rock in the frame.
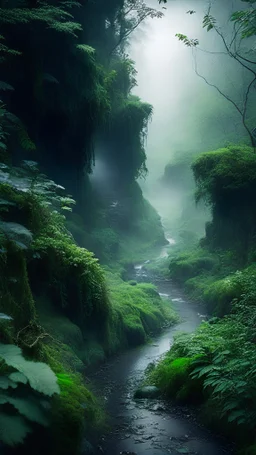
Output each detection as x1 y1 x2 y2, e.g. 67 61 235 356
134 386 161 399
81 439 94 454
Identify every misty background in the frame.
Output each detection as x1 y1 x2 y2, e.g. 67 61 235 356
127 0 253 240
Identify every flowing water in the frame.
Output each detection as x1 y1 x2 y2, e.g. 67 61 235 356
89 243 233 455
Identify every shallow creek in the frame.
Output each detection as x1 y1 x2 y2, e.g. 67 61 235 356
89 248 233 455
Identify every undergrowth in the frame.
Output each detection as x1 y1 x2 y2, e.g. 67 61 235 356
149 265 256 452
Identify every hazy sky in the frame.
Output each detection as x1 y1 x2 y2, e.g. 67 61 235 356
129 0 246 181
128 0 247 228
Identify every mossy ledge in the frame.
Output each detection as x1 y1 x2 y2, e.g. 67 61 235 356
0 163 176 454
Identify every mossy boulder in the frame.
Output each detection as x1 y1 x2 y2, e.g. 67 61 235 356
134 385 161 399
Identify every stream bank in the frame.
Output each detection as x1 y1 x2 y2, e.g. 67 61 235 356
88 260 233 455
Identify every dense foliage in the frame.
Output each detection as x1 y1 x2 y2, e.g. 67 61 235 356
0 0 171 453
154 143 256 454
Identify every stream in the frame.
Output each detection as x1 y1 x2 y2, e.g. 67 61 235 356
89 244 233 455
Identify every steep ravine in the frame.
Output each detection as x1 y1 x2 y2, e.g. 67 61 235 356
89 243 233 455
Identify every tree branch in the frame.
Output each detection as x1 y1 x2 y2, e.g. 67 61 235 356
192 49 255 148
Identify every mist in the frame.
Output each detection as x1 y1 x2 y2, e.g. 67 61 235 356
129 0 250 237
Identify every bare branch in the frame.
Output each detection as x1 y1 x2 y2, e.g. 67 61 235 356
192 49 255 148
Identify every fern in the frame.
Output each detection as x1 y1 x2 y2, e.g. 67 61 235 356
0 5 82 37
0 35 20 63
76 44 96 57
18 128 36 152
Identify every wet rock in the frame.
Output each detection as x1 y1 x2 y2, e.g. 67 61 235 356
80 439 94 454
176 448 191 454
152 403 166 412
134 386 161 399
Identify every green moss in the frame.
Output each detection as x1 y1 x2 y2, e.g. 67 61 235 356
203 275 242 316
105 272 178 353
148 356 202 403
32 216 109 336
51 373 104 455
169 249 218 284
192 145 256 206
39 343 105 455
0 244 36 329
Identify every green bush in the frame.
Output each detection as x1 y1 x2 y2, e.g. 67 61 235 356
148 356 203 403
153 281 256 447
203 275 242 316
169 249 218 283
0 343 60 447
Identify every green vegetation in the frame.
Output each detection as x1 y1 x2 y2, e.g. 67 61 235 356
106 272 178 351
0 0 171 452
0 341 59 446
148 279 256 450
0 159 174 453
155 144 256 454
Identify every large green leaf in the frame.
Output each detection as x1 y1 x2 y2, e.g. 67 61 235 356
9 372 28 385
0 394 48 426
0 377 17 390
0 413 31 446
0 344 60 396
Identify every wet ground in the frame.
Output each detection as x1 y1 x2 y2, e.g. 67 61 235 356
89 266 233 455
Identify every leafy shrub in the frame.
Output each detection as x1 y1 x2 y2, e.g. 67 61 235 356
169 249 218 283
203 274 242 315
0 343 59 447
33 233 109 333
154 273 256 445
148 356 203 403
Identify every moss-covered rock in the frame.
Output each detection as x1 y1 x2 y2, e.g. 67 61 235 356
147 356 202 403
134 385 161 399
